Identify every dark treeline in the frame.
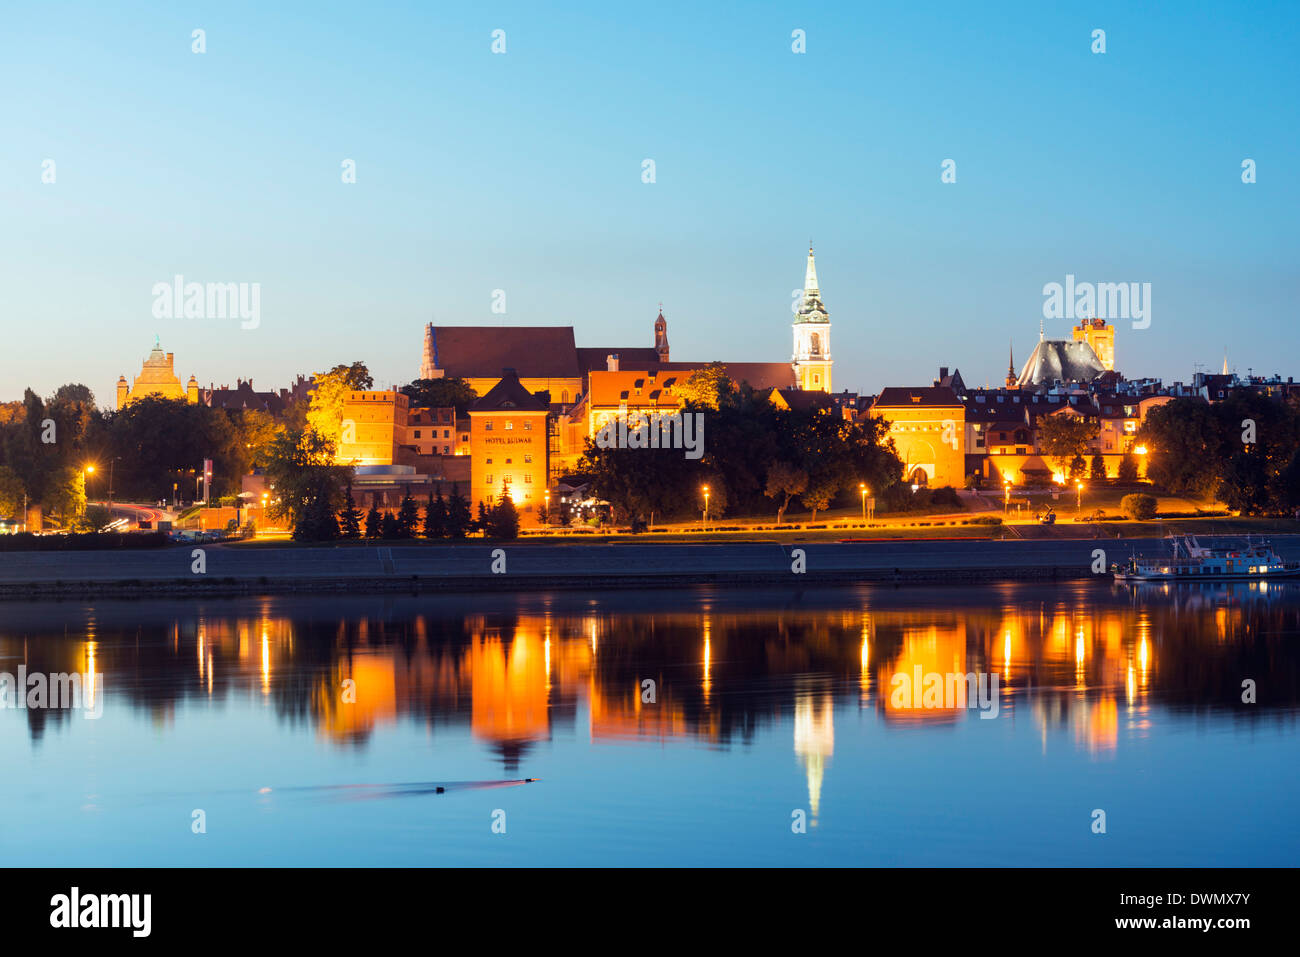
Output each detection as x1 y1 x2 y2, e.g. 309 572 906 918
576 383 904 526
1138 392 1300 515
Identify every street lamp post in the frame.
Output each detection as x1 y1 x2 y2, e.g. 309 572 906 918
859 483 867 524
701 484 710 532
1003 478 1011 514
543 489 550 526
1076 480 1083 511
84 465 95 503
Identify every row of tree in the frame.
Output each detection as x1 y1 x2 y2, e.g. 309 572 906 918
292 481 519 542
576 371 904 526
1137 393 1300 515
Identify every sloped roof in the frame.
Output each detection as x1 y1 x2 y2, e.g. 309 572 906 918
873 386 964 408
429 326 579 379
1016 340 1105 389
469 370 550 413
576 347 662 373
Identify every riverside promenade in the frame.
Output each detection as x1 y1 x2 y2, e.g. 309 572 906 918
4 535 1299 599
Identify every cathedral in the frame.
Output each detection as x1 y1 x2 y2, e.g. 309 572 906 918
417 245 834 401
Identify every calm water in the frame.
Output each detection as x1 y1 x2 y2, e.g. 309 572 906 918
2 583 1298 866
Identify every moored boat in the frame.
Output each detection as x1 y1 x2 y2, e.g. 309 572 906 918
1112 534 1300 582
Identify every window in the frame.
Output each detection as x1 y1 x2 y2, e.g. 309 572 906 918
486 458 493 465
505 458 512 464
505 421 513 431
485 474 493 484
442 445 449 454
562 390 569 403
524 454 532 463
485 421 493 431
524 421 532 430
413 430 421 438
524 475 533 483
443 429 450 438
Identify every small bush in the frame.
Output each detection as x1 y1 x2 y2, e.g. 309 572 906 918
1121 493 1158 521
969 515 1003 525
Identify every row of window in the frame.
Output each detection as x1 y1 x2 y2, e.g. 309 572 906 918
484 475 533 485
485 455 533 465
483 421 532 431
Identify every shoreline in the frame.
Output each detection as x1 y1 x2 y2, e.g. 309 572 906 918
4 534 1296 602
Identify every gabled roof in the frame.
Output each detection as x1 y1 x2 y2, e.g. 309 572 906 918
469 370 550 413
429 326 580 379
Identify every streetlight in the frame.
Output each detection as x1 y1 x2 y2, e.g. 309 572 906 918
543 489 550 525
701 484 710 531
1076 480 1084 511
1003 478 1012 514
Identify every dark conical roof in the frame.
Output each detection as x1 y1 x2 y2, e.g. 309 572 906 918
470 369 549 412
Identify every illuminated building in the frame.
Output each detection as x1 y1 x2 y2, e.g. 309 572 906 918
870 386 967 487
468 369 550 521
1073 317 1115 371
116 337 198 409
792 246 832 392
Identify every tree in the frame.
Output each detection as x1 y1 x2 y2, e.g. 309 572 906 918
396 487 420 538
1090 452 1106 480
485 485 520 539
380 511 400 539
364 504 382 539
765 461 808 524
799 476 835 523
305 362 373 448
475 500 490 535
1037 413 1097 478
0 465 24 520
293 493 339 542
423 490 448 539
263 428 350 532
1121 493 1158 520
43 466 86 525
679 363 736 410
400 378 478 413
339 482 362 539
79 503 114 532
1118 452 1139 481
446 484 472 538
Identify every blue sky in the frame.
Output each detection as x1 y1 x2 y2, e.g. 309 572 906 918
3 0 1297 404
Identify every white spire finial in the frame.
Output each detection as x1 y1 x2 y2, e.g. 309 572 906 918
804 245 819 295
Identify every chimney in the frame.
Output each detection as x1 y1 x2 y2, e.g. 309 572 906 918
939 366 949 380
607 354 620 372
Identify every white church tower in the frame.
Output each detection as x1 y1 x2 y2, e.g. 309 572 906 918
792 245 832 392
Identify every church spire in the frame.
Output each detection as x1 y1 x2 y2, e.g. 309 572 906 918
804 245 820 296
1006 340 1018 388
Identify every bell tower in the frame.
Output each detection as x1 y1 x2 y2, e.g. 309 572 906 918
791 245 832 392
654 305 669 362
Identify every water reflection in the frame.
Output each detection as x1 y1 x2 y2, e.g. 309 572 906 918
3 582 1298 771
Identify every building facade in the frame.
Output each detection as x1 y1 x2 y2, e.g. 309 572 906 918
117 339 198 409
468 370 550 522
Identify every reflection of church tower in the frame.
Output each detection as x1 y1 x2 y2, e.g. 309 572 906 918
792 246 832 392
793 689 835 826
654 307 669 362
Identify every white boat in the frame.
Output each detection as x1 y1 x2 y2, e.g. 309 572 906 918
1112 534 1300 582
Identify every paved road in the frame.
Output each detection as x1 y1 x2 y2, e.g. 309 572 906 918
4 535 1298 590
